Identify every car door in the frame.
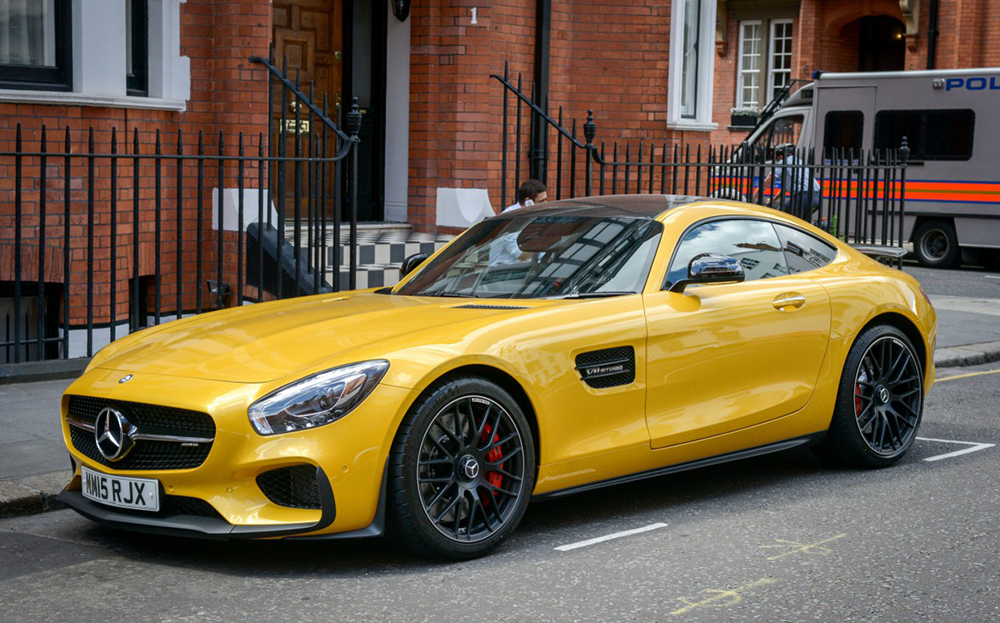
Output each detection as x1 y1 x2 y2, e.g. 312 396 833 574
643 218 833 449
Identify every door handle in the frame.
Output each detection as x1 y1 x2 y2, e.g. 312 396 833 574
773 293 806 311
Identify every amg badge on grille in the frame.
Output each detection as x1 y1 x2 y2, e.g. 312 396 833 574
574 346 636 389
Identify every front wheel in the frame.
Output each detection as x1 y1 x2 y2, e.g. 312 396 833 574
819 324 924 468
386 376 536 559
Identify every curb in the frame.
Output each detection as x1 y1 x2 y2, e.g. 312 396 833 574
0 471 70 520
0 358 89 385
934 340 1000 369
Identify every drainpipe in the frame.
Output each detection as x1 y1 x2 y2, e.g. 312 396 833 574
529 0 552 182
926 0 939 69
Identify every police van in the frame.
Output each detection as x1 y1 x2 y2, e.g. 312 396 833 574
741 68 1000 269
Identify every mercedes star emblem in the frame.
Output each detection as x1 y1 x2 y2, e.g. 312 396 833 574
94 407 135 461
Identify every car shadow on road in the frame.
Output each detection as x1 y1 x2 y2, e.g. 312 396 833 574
67 444 929 577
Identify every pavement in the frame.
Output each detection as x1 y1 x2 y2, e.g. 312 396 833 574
0 261 997 523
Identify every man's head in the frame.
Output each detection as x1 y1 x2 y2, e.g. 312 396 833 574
772 143 796 161
517 179 548 206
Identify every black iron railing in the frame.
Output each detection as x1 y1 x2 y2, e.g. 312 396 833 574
0 59 363 365
493 64 909 249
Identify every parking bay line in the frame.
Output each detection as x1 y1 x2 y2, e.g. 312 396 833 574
554 522 668 552
936 368 1000 383
917 436 996 462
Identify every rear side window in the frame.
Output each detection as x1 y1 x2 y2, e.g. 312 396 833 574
823 110 864 154
874 109 974 161
773 224 838 274
666 219 788 287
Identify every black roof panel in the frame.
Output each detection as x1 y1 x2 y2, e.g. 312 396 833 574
493 194 707 220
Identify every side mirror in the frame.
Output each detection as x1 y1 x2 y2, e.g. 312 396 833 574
400 252 429 278
669 253 745 293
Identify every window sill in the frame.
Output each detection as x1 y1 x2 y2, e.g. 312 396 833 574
665 120 719 132
0 89 186 112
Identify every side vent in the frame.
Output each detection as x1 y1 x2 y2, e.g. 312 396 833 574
575 346 636 389
453 304 529 310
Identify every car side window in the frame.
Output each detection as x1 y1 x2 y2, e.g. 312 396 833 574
774 224 838 274
665 219 788 287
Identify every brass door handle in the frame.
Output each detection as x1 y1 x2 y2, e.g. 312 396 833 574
773 293 806 311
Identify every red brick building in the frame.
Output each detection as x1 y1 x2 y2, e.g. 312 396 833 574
0 0 997 360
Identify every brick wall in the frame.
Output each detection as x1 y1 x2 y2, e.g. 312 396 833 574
0 0 272 330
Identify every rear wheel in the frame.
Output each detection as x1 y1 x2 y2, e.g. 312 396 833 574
386 376 535 559
913 220 961 268
820 324 924 468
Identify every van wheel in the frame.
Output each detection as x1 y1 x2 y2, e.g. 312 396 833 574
913 220 960 268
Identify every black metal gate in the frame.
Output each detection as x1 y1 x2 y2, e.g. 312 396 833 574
493 64 909 248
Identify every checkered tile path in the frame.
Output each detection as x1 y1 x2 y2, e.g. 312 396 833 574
283 222 453 290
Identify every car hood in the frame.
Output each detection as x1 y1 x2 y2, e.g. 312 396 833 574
95 292 543 383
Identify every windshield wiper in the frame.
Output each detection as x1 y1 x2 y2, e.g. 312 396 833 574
556 290 637 299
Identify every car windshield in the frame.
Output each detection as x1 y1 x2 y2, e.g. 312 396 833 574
394 215 663 299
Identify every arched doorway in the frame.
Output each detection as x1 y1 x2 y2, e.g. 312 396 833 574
857 15 905 72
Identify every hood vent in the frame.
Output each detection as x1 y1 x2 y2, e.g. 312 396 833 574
453 304 529 310
575 346 636 389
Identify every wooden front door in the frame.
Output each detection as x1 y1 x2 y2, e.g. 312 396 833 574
272 0 343 218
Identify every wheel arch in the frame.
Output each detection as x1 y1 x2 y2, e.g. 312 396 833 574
404 363 542 471
857 311 928 377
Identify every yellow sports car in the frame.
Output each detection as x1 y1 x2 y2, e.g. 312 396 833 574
58 195 936 559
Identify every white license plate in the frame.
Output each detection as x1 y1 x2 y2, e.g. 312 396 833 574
81 466 160 512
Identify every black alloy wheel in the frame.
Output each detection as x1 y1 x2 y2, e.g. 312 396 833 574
852 336 923 455
820 324 924 468
387 376 535 559
417 395 526 543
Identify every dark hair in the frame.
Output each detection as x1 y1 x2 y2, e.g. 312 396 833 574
516 179 547 204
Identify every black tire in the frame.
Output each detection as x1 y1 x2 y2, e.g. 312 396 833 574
913 220 961 268
819 324 924 468
386 375 536 560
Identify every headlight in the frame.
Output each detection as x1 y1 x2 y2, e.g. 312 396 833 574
248 360 390 436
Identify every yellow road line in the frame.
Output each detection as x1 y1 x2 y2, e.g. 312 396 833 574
937 368 1000 383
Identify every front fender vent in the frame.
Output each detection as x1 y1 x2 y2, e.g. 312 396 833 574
575 346 636 389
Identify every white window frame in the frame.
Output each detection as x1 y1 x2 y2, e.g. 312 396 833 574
735 20 762 110
0 0 189 111
767 18 794 103
667 0 717 131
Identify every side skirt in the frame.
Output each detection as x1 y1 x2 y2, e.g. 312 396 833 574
531 432 827 502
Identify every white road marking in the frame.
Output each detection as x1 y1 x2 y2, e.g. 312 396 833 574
917 436 996 462
554 522 668 551
984 275 1000 280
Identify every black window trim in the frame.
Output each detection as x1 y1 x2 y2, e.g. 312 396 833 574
0 0 73 92
126 0 149 97
661 216 840 290
873 108 976 162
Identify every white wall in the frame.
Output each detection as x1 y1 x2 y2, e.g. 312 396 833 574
384 11 411 223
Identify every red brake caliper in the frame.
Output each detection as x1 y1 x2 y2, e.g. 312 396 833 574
855 382 862 417
480 422 504 504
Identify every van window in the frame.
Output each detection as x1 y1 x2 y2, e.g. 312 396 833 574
874 109 974 161
823 111 864 154
766 115 803 151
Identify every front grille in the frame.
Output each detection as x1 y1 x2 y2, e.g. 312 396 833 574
575 346 636 389
67 395 215 471
256 465 322 509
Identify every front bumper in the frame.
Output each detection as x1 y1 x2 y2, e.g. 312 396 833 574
57 464 388 541
59 367 415 539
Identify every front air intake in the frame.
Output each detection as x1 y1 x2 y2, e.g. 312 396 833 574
256 465 322 509
575 346 636 389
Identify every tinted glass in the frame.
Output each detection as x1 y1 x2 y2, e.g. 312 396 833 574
395 216 663 299
774 224 838 274
824 110 864 154
874 109 974 161
666 219 787 287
